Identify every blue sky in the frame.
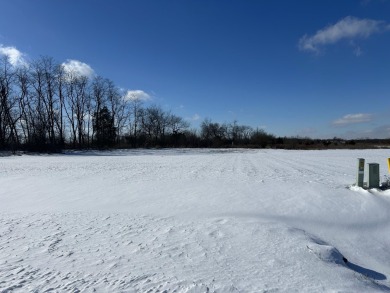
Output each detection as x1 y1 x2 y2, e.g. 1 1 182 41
1 0 389 139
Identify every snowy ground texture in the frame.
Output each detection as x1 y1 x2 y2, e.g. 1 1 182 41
1 149 390 293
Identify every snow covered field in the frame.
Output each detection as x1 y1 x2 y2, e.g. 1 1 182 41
1 149 390 292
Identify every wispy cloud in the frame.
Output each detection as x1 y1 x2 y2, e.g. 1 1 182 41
296 127 316 137
61 59 95 78
330 124 390 139
332 113 373 126
0 44 27 67
299 16 390 54
353 45 363 56
360 0 371 5
364 124 390 139
124 90 151 101
186 114 201 121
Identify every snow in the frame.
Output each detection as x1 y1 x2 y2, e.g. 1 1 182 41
1 149 390 292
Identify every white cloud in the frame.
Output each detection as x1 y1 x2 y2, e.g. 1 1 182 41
61 59 95 78
0 45 27 67
299 16 389 54
124 90 151 101
332 113 373 126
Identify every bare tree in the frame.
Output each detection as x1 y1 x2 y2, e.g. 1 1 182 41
114 94 130 143
0 56 20 149
15 65 32 145
63 72 89 148
106 80 129 142
55 63 66 147
201 119 224 139
39 57 61 148
128 95 144 147
141 105 168 145
226 120 253 145
29 58 52 148
167 113 189 135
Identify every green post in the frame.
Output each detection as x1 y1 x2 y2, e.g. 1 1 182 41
368 163 380 189
357 158 365 187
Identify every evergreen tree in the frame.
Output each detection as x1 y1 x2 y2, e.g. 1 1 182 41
93 106 116 148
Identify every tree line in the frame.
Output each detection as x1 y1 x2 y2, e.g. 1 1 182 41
0 55 198 151
2 55 388 152
0 55 279 152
